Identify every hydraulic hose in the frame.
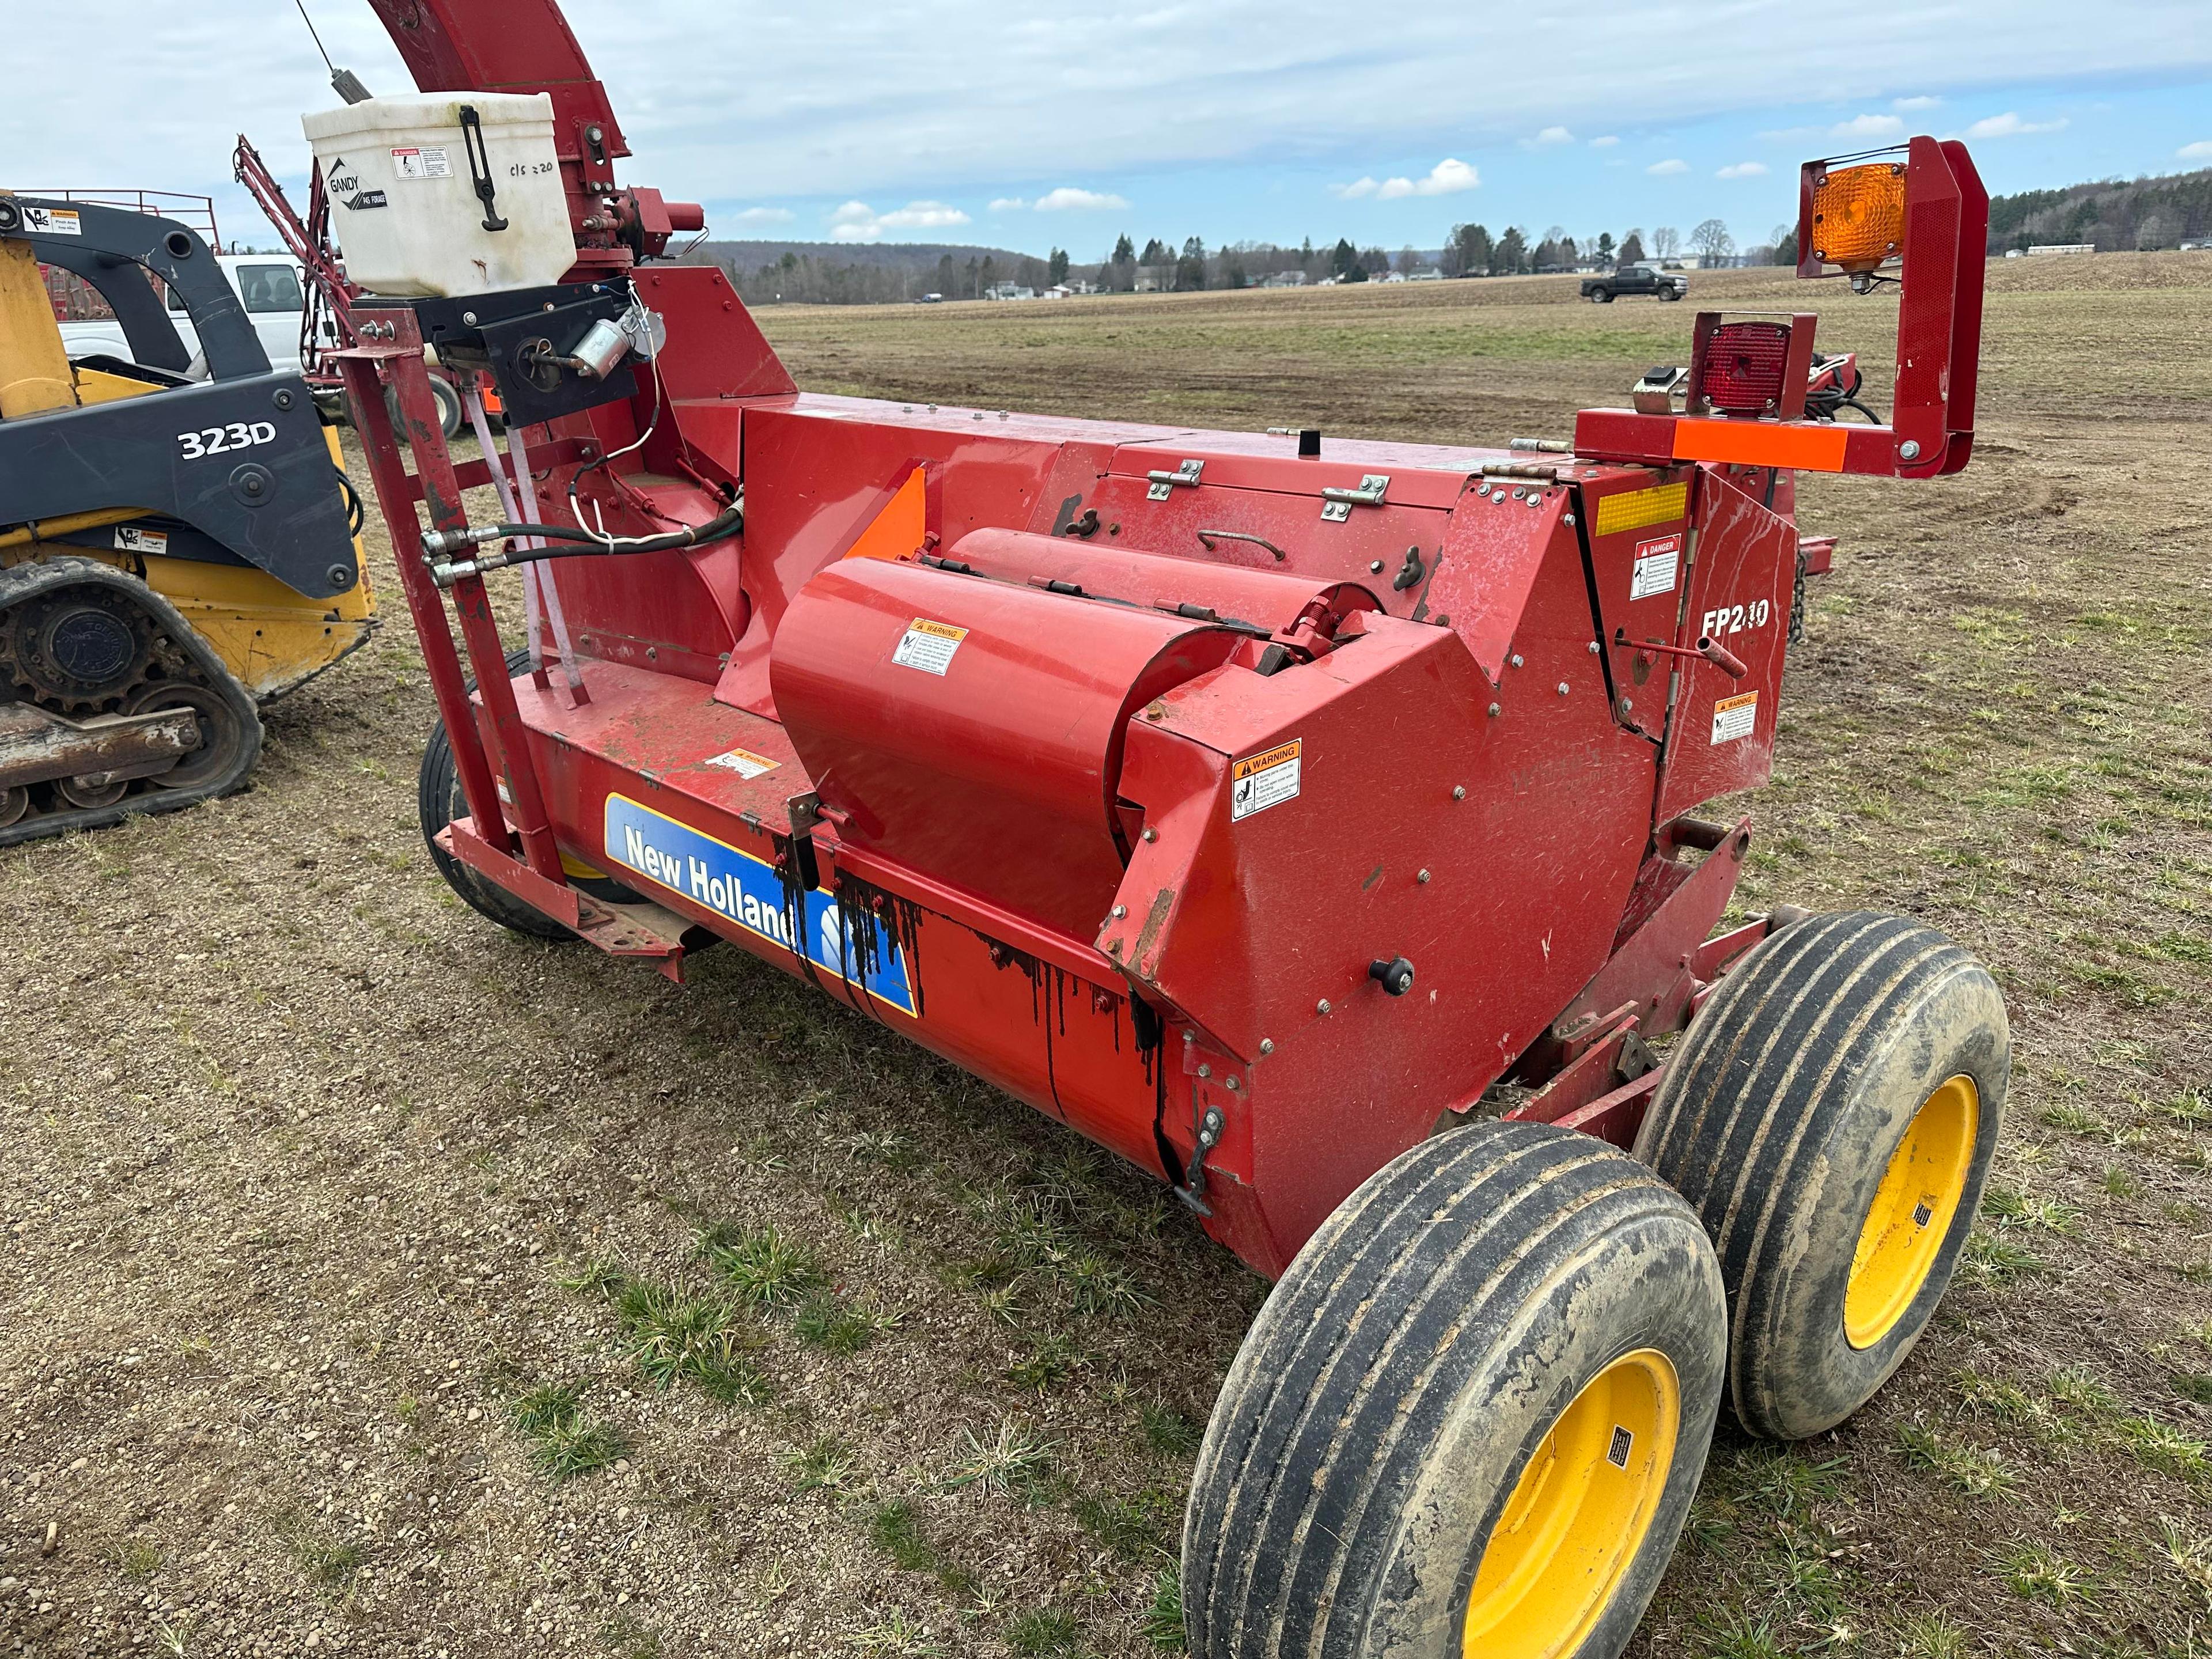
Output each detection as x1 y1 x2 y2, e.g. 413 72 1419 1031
421 499 743 587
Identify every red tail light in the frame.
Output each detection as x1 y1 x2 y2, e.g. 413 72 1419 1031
1699 321 1792 414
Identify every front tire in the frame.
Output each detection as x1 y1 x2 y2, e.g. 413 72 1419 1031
417 649 575 942
1184 1120 1726 1659
1635 911 2008 1440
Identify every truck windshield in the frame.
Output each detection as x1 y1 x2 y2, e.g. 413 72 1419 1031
236 264 304 313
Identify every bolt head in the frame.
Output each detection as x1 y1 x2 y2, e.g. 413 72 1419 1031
1110 904 1127 919
1259 1038 1275 1055
1197 1063 1211 1078
1224 1075 1239 1091
1416 869 1431 884
1588 641 1601 654
1316 999 1332 1016
1141 827 1157 842
1510 653 1524 669
1452 785 1466 800
1899 438 1922 461
1370 560 1385 574
1557 681 1570 696
1563 513 1577 526
1487 702 1502 717
1619 696 1634 714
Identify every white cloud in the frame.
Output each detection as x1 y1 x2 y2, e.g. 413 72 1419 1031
1335 158 1479 200
825 199 969 240
2180 140 2212 160
1892 95 1942 111
828 200 881 241
988 196 1028 212
729 206 795 225
1961 111 2068 139
1520 125 1574 149
1033 186 1130 211
1647 158 1690 176
1589 135 1620 148
1831 112 1907 140
879 200 971 229
1716 161 1769 179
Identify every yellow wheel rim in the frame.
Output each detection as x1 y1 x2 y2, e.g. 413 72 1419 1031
1845 1074 1979 1349
1463 1349 1680 1659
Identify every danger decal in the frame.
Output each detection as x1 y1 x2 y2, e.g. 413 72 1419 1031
390 146 452 180
22 204 81 236
603 794 916 1015
1629 533 1681 601
1231 739 1302 823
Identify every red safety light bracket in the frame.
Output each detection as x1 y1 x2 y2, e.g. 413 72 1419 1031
1574 135 1988 479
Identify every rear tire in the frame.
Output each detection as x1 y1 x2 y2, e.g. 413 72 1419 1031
1183 1120 1726 1659
418 647 575 942
1635 911 2008 1440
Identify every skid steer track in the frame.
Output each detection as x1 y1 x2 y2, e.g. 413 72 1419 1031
0 556 263 846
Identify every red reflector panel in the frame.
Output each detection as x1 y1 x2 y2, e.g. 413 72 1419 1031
1700 321 1791 415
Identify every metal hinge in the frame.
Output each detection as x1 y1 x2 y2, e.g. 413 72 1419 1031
1320 474 1389 521
1146 459 1204 500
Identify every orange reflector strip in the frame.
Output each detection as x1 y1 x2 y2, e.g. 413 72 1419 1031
842 465 929 561
1671 420 1850 473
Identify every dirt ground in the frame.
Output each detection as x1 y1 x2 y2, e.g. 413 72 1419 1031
3 255 2209 1659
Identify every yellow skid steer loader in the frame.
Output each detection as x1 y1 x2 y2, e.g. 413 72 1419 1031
0 192 373 843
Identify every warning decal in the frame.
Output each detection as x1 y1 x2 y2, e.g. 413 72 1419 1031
1231 739 1302 822
891 617 968 676
1711 691 1759 745
390 146 452 179
22 204 81 237
1607 1426 1634 1469
703 747 780 781
114 527 169 556
1629 533 1682 600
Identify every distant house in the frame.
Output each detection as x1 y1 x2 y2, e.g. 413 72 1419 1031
1406 268 1444 282
2027 244 2095 257
1133 275 1161 293
1259 271 1307 288
983 283 1037 300
1379 270 1407 283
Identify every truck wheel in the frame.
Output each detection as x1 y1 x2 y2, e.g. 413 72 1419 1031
1635 911 2008 1441
1590 290 1613 303
417 648 575 942
1660 290 1683 302
1184 1120 1725 1659
384 376 466 442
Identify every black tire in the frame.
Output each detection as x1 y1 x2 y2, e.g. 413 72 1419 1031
418 647 574 941
1184 1120 1726 1659
1592 289 1614 303
1635 911 2009 1441
384 376 466 441
1660 290 1683 302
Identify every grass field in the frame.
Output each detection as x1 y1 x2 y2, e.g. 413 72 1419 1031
3 256 2209 1658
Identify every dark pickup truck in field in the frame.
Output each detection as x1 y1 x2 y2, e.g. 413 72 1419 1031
1581 263 1689 302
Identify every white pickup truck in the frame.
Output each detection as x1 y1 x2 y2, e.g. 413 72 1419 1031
55 249 468 432
56 251 321 373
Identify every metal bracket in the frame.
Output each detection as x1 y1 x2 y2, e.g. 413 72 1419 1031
1320 474 1389 521
1147 458 1204 501
1173 1104 1227 1215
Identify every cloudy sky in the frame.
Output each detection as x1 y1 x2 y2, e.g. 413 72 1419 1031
8 1 2211 259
